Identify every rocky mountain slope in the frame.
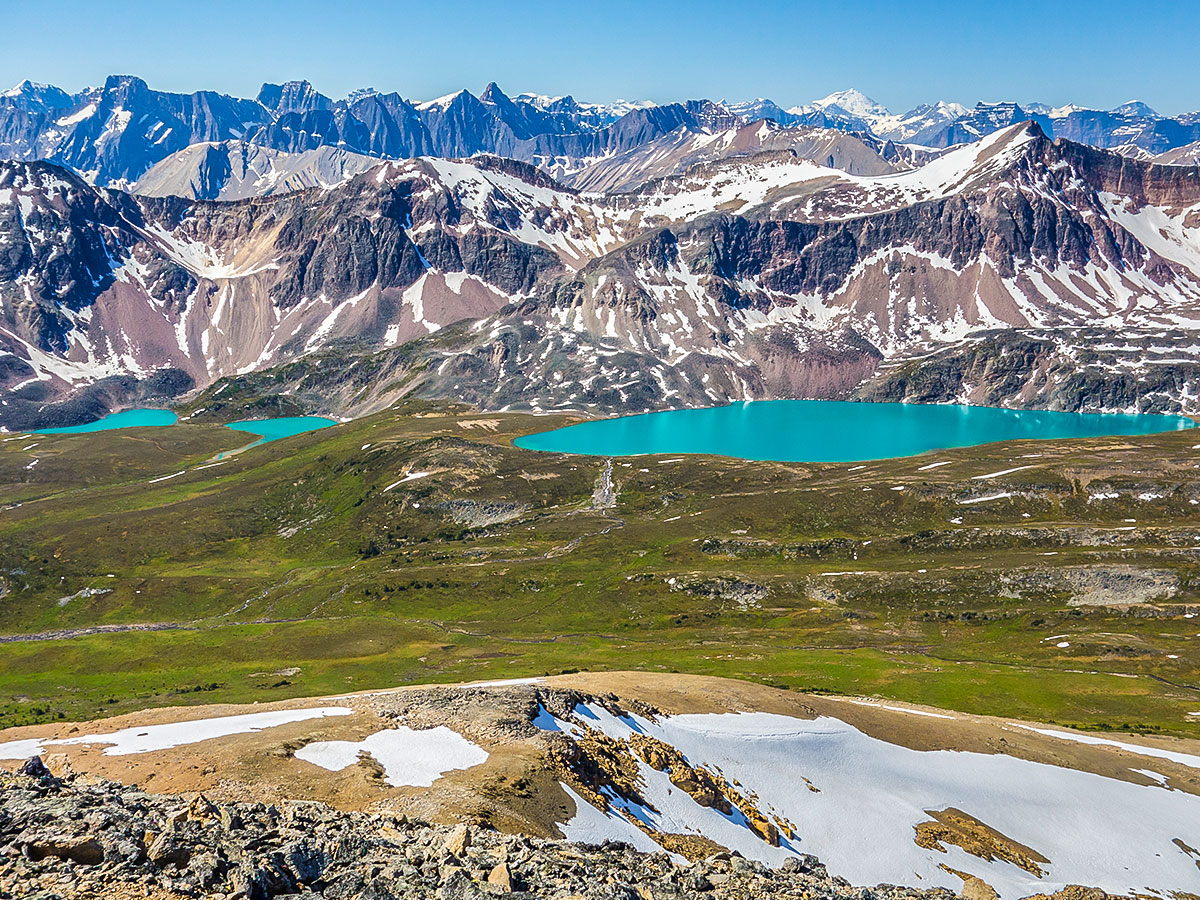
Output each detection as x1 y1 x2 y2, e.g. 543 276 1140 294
8 764 920 900
1157 140 1200 165
132 141 384 201
198 124 1200 418
567 119 908 193
2 121 1200 427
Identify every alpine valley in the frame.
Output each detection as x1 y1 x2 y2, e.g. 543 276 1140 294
2 78 1200 428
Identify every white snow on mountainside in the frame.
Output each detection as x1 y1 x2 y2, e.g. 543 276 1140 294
539 703 1200 899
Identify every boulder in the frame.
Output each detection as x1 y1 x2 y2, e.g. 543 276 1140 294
147 831 191 868
487 861 514 891
16 756 54 780
444 823 471 856
961 877 1000 900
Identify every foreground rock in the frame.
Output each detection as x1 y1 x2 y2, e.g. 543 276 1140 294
0 764 961 900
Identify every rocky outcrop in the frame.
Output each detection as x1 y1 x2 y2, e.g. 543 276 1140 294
668 577 768 610
0 766 965 900
854 328 1200 414
914 808 1050 877
629 733 734 814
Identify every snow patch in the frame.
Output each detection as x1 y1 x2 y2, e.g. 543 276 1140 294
295 725 488 786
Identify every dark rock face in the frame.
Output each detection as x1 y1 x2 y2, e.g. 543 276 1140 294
854 328 1200 414
0 769 960 900
269 212 423 310
15 756 53 779
0 162 195 354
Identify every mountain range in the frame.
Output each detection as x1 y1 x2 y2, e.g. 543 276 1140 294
3 110 1200 430
3 77 1200 195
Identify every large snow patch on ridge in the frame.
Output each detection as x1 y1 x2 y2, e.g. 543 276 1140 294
295 725 488 787
538 703 1200 898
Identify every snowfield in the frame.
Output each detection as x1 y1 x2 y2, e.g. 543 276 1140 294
538 703 1200 899
295 725 489 786
0 707 353 758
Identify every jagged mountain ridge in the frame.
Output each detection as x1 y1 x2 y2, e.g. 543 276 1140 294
0 76 742 190
3 122 1200 428
3 76 1200 200
131 120 916 203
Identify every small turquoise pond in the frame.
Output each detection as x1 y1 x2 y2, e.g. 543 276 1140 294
35 409 179 434
34 410 336 448
514 400 1198 463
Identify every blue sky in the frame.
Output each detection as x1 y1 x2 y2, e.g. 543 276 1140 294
5 0 1199 114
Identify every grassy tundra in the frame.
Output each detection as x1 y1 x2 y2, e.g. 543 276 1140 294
0 401 1197 735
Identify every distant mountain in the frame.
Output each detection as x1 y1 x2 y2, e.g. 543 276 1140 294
5 123 1200 429
0 75 270 186
2 75 1199 197
132 141 385 200
908 102 1053 148
1113 100 1159 118
733 91 1200 156
511 92 658 129
815 89 890 119
567 119 903 193
1044 104 1200 154
1156 140 1200 165
0 79 73 111
725 99 806 127
0 77 754 189
868 101 972 144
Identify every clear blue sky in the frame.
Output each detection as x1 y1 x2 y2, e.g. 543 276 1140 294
5 0 1199 115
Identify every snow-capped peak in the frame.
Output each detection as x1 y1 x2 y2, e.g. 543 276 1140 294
1112 100 1158 118
810 88 890 119
1046 103 1091 118
414 90 469 111
856 100 970 144
3 79 50 98
513 92 561 109
599 98 659 116
2 80 73 109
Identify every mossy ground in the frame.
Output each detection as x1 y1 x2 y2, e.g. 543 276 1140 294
1 402 1198 735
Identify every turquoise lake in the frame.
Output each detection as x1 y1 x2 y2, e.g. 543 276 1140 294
34 410 336 447
514 400 1198 463
35 409 178 433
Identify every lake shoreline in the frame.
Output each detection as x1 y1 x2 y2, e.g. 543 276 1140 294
516 399 1199 463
